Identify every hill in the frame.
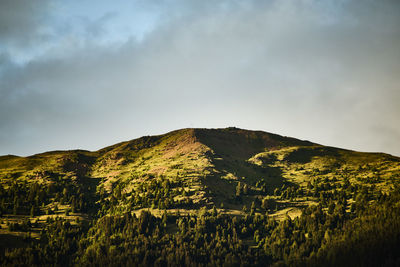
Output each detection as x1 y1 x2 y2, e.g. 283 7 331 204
1 127 400 266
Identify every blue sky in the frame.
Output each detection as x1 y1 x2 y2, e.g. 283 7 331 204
1 0 400 156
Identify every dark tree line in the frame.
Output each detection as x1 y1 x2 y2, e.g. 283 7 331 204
2 185 400 266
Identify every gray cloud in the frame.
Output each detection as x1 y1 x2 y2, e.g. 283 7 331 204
0 0 51 45
1 0 400 156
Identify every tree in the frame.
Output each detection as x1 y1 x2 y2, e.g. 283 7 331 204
243 184 249 195
236 182 242 197
30 205 36 217
250 201 256 215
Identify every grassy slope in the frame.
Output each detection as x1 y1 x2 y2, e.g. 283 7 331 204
91 129 213 192
0 150 97 186
250 145 400 191
1 127 400 224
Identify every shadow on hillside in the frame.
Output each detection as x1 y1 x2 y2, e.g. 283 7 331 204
195 128 313 161
284 146 341 164
0 234 37 253
213 158 284 188
79 176 102 214
203 156 287 209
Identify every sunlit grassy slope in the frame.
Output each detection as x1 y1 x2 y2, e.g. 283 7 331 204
1 127 399 217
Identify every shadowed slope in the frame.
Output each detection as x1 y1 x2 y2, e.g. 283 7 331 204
194 127 314 160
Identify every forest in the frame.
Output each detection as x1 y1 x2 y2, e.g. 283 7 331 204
1 171 400 266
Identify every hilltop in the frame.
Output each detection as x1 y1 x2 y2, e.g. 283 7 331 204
1 127 400 266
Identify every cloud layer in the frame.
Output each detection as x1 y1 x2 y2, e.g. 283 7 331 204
1 0 400 156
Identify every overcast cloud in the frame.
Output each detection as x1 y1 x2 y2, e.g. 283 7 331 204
1 0 400 156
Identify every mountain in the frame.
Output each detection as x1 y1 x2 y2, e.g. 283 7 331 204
1 127 400 266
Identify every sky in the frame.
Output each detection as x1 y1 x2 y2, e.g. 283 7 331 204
1 0 400 157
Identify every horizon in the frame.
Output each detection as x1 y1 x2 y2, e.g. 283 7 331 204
1 0 400 157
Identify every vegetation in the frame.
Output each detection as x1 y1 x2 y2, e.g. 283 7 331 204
1 127 400 266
